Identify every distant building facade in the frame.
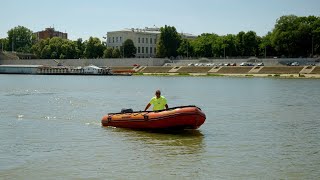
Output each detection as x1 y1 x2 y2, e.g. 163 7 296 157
106 27 196 58
34 27 68 41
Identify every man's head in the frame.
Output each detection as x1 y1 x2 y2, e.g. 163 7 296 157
155 90 161 98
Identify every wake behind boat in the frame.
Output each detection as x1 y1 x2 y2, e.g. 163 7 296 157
101 105 206 130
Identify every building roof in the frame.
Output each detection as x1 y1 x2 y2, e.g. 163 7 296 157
107 26 198 37
108 27 161 34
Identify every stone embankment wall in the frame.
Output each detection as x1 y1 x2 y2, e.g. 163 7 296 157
1 58 319 67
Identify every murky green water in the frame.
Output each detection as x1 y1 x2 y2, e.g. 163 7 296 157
0 75 319 179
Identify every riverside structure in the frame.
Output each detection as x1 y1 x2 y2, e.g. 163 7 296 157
106 26 196 58
0 65 115 75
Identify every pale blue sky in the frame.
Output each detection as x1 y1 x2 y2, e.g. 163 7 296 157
1 0 319 40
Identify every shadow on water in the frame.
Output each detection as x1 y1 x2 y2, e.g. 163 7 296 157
101 127 205 155
102 126 204 137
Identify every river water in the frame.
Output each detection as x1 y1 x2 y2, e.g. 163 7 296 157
0 75 319 179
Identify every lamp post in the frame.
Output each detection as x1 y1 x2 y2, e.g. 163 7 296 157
12 31 14 52
187 41 189 59
312 35 314 57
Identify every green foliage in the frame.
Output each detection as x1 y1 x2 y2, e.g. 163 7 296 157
177 39 193 57
221 34 238 57
84 37 105 58
156 25 182 58
120 39 137 58
134 72 144 76
0 38 9 51
75 38 85 58
189 31 261 58
178 72 190 76
31 37 80 59
103 47 113 58
7 26 35 53
191 33 218 57
259 32 277 57
271 15 320 57
182 15 320 58
206 73 224 76
112 48 121 58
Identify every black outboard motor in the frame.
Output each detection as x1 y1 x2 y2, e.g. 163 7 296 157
121 108 133 113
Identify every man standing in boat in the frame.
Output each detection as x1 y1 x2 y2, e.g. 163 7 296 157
144 90 168 111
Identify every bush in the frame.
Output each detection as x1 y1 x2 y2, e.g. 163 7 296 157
178 72 190 76
134 72 143 75
207 73 224 76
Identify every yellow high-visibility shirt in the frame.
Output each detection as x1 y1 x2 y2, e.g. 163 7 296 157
149 96 167 111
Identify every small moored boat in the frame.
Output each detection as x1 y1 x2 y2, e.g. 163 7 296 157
101 105 206 129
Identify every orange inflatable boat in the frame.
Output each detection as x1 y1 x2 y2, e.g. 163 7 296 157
101 105 206 129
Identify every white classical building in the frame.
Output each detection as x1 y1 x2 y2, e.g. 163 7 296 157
106 26 197 58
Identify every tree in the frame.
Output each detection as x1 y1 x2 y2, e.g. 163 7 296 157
84 37 105 58
103 47 113 58
311 17 320 56
236 31 246 56
120 39 136 58
259 32 277 57
75 38 85 58
112 48 120 58
7 26 35 53
270 15 320 57
31 37 79 59
223 34 238 57
32 39 49 58
156 25 181 58
177 39 193 57
0 38 9 51
243 31 259 56
191 33 218 57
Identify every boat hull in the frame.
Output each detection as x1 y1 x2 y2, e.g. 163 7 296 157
101 106 206 129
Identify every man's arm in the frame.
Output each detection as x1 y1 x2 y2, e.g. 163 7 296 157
144 103 151 111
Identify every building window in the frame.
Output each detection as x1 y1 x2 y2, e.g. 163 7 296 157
116 37 118 42
150 47 152 54
138 37 140 43
116 46 118 49
142 47 144 53
120 37 122 42
142 38 144 43
150 38 152 44
138 47 140 53
109 38 111 43
146 47 148 54
146 38 148 44
113 37 114 43
155 38 157 44
154 47 156 54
